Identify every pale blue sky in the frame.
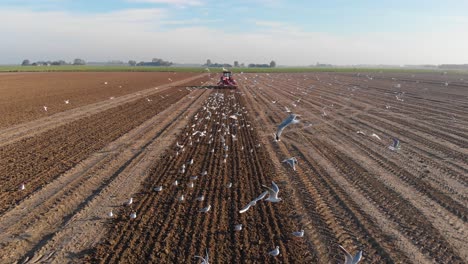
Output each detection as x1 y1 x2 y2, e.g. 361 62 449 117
1 0 467 65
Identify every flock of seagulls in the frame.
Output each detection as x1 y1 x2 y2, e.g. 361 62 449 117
14 72 445 263
33 72 440 263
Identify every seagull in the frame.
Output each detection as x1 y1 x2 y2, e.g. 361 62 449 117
146 98 152 102
371 133 381 140
388 138 401 151
168 78 173 82
235 224 243 231
282 157 298 171
127 197 133 205
43 106 48 112
188 159 194 165
339 245 362 264
292 230 304 237
154 186 163 192
275 114 300 141
176 142 184 149
19 183 26 191
104 81 108 85
201 171 208 176
108 210 114 217
268 246 280 257
188 182 194 188
173 180 179 186
190 175 198 181
199 204 211 213
194 249 209 264
179 195 185 202
64 100 70 104
226 182 232 188
356 131 366 135
263 181 282 202
284 106 291 113
130 211 137 219
196 195 205 201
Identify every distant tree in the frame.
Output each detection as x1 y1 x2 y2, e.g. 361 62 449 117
137 58 173 66
21 59 30 66
248 63 270 68
128 60 137 66
270 60 276 68
51 60 67 65
206 59 212 66
73 58 86 65
240 63 245 67
234 61 239 67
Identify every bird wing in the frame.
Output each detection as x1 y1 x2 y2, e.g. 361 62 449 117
239 202 252 213
262 185 276 197
353 251 363 263
255 191 269 202
194 256 206 263
271 181 280 194
339 245 353 264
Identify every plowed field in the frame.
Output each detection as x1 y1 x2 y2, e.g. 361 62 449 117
0 72 466 263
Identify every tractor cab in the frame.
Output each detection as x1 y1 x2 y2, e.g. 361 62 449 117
217 71 237 89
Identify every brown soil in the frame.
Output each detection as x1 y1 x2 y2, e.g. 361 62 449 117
0 72 466 263
0 72 201 128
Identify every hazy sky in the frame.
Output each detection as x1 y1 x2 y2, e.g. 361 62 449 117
1 0 467 65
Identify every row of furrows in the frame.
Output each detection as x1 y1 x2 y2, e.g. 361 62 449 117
247 74 468 196
306 83 468 185
307 136 465 263
91 90 311 263
351 114 468 185
93 92 218 262
369 110 468 149
309 75 468 134
241 81 338 263
0 76 208 216
289 142 413 263
346 80 468 121
233 91 313 263
308 83 468 168
0 86 209 262
311 79 468 140
245 80 413 263
332 118 467 204
329 116 468 221
103 91 225 262
8 88 210 264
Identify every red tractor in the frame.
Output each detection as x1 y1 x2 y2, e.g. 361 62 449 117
217 71 237 89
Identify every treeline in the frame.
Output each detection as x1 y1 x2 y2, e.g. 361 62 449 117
204 59 276 68
438 64 468 69
21 58 86 66
135 58 173 66
248 63 270 68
